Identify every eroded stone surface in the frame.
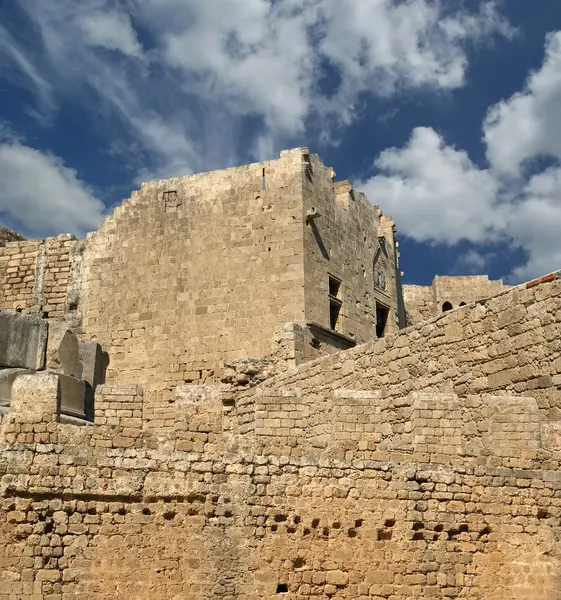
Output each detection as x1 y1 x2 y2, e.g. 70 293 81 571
46 321 83 378
0 310 47 370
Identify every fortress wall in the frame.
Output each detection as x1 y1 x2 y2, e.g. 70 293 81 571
433 275 507 311
79 149 308 407
260 273 561 416
402 284 434 326
0 275 560 598
0 388 560 598
301 157 399 348
404 275 509 326
0 238 42 312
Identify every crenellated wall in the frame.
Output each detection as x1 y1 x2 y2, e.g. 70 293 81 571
0 272 559 599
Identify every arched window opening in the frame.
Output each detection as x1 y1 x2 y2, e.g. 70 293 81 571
459 302 466 307
442 301 452 312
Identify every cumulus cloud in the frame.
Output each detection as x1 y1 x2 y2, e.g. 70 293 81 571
484 31 561 176
0 0 513 178
361 127 506 244
360 125 561 281
0 138 105 238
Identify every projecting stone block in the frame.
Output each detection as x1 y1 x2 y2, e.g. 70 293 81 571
46 322 83 379
79 340 103 388
0 311 48 370
0 368 34 407
11 372 59 422
59 375 86 419
10 372 86 421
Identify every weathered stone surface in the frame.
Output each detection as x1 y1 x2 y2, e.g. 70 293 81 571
78 340 103 388
0 150 559 599
46 321 82 378
0 367 34 406
10 371 59 422
58 374 86 419
0 310 47 370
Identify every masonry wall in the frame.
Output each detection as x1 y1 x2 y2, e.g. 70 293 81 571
0 235 82 320
0 273 559 600
79 149 307 407
404 275 508 326
301 154 399 358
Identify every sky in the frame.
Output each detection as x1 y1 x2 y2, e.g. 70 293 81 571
0 0 560 285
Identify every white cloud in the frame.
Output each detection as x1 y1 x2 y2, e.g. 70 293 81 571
360 127 505 244
0 139 105 238
77 10 143 57
508 166 561 281
360 29 561 283
484 31 561 176
0 0 513 180
360 126 561 282
455 250 490 274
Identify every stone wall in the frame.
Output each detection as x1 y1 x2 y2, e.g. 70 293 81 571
79 149 307 403
404 274 509 326
301 157 399 354
0 272 559 599
0 226 25 246
0 235 82 321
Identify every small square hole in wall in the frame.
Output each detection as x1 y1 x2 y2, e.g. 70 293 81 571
276 583 288 593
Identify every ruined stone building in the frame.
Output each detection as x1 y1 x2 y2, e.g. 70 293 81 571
0 148 560 599
403 275 510 326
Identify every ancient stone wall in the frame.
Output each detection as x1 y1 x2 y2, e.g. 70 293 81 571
0 226 25 246
301 157 399 360
79 149 307 405
0 235 82 321
0 272 559 599
404 275 509 326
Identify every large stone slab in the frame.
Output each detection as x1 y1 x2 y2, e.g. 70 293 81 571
0 311 47 370
79 340 104 388
0 368 34 407
46 322 83 379
11 372 59 422
59 374 86 419
9 371 86 421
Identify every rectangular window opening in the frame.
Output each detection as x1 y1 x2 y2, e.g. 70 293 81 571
328 275 341 299
262 167 266 191
330 300 342 331
328 275 343 331
376 303 389 338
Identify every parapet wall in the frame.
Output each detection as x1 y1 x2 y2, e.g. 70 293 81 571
0 272 559 599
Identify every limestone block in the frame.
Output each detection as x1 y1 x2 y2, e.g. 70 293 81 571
0 368 34 406
11 372 59 422
46 322 83 378
78 340 103 388
0 311 47 370
58 374 86 419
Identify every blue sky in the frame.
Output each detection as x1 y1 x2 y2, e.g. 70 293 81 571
0 0 560 285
